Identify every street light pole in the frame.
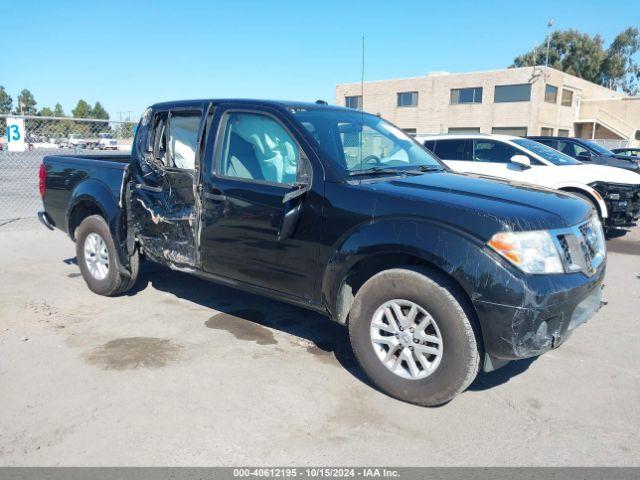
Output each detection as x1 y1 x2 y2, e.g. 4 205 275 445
545 18 554 71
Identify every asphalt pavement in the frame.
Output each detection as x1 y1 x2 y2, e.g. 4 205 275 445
0 219 638 466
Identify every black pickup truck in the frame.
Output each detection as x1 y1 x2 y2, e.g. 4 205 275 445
38 99 606 406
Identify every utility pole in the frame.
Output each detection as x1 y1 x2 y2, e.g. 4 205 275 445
545 18 554 71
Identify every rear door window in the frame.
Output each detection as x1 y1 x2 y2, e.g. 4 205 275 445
423 140 436 153
473 139 521 163
534 138 556 149
168 113 201 170
434 139 471 161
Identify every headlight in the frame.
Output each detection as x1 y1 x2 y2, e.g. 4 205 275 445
488 230 564 274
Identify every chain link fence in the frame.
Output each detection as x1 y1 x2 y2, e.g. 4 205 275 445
0 115 137 227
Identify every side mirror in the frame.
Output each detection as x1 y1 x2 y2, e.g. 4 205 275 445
510 154 531 169
577 152 592 162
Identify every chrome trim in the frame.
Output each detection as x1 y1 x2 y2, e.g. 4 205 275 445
550 217 606 277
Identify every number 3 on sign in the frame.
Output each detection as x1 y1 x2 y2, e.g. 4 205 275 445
7 124 21 141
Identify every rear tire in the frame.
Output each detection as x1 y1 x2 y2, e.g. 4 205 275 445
348 268 480 407
75 215 139 296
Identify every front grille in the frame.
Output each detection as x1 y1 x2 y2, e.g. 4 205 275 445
590 182 640 225
553 218 605 276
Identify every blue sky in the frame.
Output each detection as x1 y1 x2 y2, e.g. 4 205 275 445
2 0 637 121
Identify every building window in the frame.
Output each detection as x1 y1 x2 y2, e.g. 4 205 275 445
397 91 418 107
345 95 363 110
494 84 532 103
450 87 483 104
557 129 570 137
491 126 528 137
541 127 554 136
636 130 640 141
561 89 573 107
545 85 558 103
448 127 481 133
402 128 417 136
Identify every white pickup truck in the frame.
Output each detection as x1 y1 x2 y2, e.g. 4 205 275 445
96 132 118 150
418 134 640 232
64 133 118 150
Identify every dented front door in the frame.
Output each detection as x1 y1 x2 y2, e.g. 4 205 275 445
129 106 205 269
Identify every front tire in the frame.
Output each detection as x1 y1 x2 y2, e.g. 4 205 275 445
348 268 480 406
75 215 139 296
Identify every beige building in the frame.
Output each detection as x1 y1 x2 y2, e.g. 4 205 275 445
335 66 640 146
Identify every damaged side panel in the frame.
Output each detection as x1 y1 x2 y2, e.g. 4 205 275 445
127 106 204 271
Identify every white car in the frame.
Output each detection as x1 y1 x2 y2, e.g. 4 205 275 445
67 134 87 148
97 133 118 150
417 134 640 230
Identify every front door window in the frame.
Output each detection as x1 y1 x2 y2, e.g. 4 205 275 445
218 112 300 185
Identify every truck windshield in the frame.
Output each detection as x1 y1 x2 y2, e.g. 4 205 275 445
512 138 581 165
291 108 443 175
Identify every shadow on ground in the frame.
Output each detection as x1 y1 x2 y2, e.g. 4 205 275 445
128 261 368 384
66 258 537 398
469 357 537 391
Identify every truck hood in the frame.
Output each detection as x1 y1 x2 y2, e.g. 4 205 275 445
551 163 640 185
367 171 593 240
596 154 640 172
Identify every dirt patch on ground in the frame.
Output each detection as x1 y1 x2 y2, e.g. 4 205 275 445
85 337 184 370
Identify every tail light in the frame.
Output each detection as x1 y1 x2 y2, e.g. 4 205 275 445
39 163 46 198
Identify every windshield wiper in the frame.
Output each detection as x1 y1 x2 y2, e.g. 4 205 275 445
348 167 410 177
413 165 442 172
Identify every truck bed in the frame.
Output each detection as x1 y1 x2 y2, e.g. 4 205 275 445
41 154 130 235
45 153 131 166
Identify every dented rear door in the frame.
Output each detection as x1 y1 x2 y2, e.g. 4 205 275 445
129 105 206 269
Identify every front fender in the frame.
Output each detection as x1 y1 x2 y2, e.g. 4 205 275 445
321 218 524 322
553 182 608 218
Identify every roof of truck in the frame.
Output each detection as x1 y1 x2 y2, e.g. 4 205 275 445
149 98 354 112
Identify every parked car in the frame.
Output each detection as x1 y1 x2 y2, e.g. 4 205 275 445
38 99 607 406
528 136 640 173
97 132 118 150
419 134 640 232
611 147 640 158
67 133 87 148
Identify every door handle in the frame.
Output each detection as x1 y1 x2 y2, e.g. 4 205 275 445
135 183 163 193
203 191 227 202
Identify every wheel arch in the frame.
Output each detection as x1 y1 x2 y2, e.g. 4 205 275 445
66 179 129 267
332 251 480 327
66 179 122 240
555 183 608 219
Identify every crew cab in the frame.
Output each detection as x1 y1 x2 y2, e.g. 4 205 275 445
528 136 640 173
38 100 607 406
419 134 640 231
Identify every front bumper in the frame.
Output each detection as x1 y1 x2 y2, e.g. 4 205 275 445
591 182 640 227
473 261 606 368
